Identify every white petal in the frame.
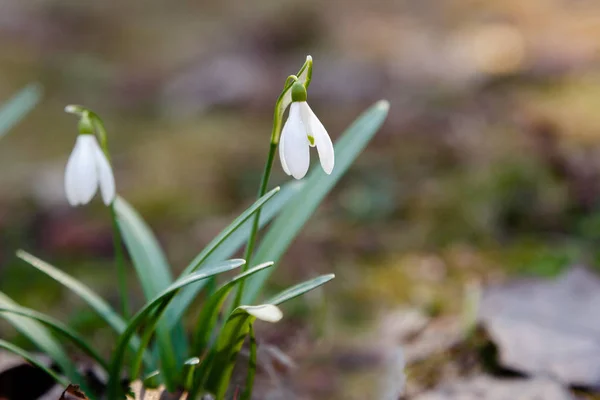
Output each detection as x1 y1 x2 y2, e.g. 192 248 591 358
281 103 310 180
279 125 291 176
74 135 100 205
303 103 334 174
64 138 84 205
93 143 116 205
298 102 316 147
240 304 283 323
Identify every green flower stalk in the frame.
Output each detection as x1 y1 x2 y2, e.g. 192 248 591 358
234 56 328 307
64 105 129 318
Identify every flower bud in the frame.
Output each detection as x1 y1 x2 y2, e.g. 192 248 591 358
77 113 94 135
291 81 307 103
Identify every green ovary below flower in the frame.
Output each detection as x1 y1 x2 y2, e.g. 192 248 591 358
279 100 334 180
64 134 115 206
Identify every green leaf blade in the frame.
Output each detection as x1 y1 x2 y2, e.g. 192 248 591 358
203 311 253 400
0 305 108 371
267 274 335 306
241 324 257 400
0 83 42 140
113 196 174 298
0 339 69 387
0 292 82 386
113 196 183 385
16 250 152 368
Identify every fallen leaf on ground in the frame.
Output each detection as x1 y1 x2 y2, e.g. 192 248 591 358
413 376 574 400
479 266 600 388
58 385 88 400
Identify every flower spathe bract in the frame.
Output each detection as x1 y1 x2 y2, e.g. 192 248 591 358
64 134 116 206
279 101 334 180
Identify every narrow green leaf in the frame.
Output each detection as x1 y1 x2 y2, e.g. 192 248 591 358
0 305 108 371
241 324 257 400
187 352 215 399
203 311 252 400
242 101 390 304
191 262 274 356
143 370 161 389
0 83 42 139
202 182 303 268
166 184 297 329
16 250 152 367
181 188 280 278
0 339 69 387
0 292 81 386
107 259 245 399
129 315 156 381
113 196 183 386
113 196 174 298
183 357 201 390
203 305 281 400
267 274 336 306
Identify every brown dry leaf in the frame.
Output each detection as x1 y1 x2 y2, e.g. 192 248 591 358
479 267 600 388
58 385 88 400
126 381 188 400
413 376 574 400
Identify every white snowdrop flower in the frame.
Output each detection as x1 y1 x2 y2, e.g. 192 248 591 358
64 134 116 206
279 82 334 180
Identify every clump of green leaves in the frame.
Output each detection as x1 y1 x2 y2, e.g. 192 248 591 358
0 58 389 399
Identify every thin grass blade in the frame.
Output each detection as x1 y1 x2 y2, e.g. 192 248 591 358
241 324 257 400
16 250 152 368
267 274 335 306
0 339 69 387
0 83 42 140
0 292 81 386
0 305 108 371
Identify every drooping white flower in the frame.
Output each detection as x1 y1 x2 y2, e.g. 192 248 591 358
279 100 334 180
64 134 116 206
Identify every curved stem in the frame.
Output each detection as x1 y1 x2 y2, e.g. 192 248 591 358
232 71 303 308
233 141 277 308
245 142 278 263
92 115 129 319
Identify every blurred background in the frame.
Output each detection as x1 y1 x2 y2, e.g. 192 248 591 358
2 0 600 399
